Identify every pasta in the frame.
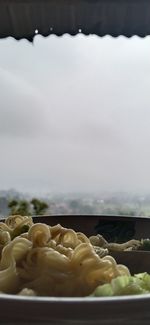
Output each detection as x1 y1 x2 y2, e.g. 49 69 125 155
0 215 130 297
89 234 141 252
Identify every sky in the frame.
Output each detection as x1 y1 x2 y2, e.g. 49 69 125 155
0 34 150 195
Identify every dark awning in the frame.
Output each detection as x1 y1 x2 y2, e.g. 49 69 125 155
0 0 150 41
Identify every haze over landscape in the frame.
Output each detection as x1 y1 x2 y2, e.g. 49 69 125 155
0 35 150 196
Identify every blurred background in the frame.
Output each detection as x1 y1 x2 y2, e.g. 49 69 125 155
0 34 150 217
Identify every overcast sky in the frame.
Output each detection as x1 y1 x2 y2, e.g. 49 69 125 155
0 34 150 195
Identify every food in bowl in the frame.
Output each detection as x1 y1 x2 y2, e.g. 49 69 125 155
0 214 149 298
0 214 130 296
89 234 150 253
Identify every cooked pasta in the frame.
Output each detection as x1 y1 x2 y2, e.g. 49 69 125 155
90 234 141 252
0 215 130 297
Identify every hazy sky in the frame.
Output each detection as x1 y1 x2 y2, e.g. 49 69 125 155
0 34 150 194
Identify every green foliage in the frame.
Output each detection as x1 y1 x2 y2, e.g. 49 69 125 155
140 239 150 251
31 198 48 215
8 200 18 208
8 198 49 216
8 199 31 216
8 199 18 215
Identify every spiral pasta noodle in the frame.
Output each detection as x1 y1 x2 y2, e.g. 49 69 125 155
0 215 130 297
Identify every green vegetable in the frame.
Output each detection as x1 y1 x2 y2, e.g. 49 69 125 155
92 273 150 296
140 239 150 251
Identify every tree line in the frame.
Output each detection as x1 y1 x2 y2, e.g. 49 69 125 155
8 198 49 216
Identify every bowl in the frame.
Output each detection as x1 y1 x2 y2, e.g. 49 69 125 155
1 293 150 324
0 214 150 324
